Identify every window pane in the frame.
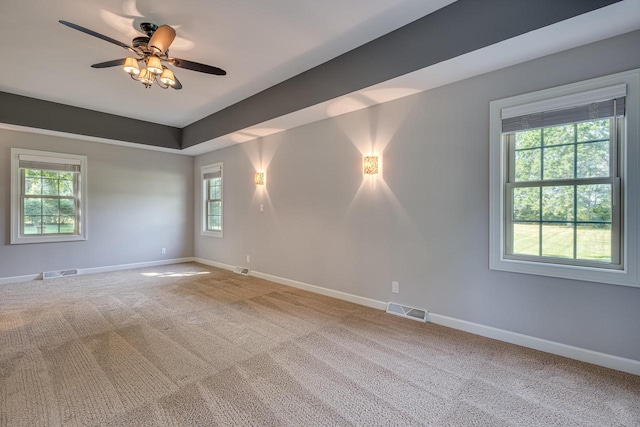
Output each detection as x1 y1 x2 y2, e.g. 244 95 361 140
543 124 574 147
514 149 541 181
513 222 539 256
542 223 574 258
59 179 74 196
24 198 42 215
59 172 74 180
24 178 41 195
542 186 574 221
42 178 58 196
543 145 574 180
25 169 41 178
208 215 221 231
209 178 221 200
576 224 611 262
23 216 41 234
43 198 59 216
577 184 611 222
209 201 221 216
577 141 609 178
577 119 609 142
42 216 59 234
513 187 540 221
59 199 75 216
59 217 75 234
515 129 541 150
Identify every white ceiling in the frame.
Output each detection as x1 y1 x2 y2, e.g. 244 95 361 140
0 0 456 127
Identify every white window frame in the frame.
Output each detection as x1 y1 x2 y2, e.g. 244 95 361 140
201 162 223 238
11 148 88 244
489 69 639 287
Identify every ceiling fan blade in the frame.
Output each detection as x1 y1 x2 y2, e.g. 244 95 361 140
172 75 183 90
168 58 226 76
91 58 127 68
148 25 176 55
59 20 136 53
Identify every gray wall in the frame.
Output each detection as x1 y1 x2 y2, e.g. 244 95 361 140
0 130 194 278
194 30 640 361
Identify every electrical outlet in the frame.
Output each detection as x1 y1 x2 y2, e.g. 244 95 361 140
161 248 166 255
246 255 250 263
392 281 399 293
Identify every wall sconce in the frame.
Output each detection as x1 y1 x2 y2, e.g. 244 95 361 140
363 156 379 175
254 172 265 185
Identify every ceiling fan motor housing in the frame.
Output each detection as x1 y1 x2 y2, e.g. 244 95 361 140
139 22 158 37
132 37 151 49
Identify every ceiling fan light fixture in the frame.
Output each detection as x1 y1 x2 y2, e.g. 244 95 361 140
146 56 163 75
138 68 153 86
160 67 176 86
123 57 140 75
59 20 226 91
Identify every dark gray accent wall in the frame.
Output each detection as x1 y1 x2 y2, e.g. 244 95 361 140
182 0 620 148
0 92 181 149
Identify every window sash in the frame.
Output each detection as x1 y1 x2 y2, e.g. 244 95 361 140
202 164 223 236
503 117 623 269
20 169 81 236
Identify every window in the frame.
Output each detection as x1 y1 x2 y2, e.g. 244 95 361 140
201 162 223 237
506 110 622 268
11 149 87 244
490 70 639 287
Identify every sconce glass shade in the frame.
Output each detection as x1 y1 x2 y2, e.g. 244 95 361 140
254 172 265 185
160 67 176 86
363 156 379 174
138 68 153 85
123 57 140 75
253 172 264 185
147 56 163 75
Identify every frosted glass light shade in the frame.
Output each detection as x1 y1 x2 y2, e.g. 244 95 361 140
138 68 153 85
364 156 379 174
123 57 140 75
147 56 163 75
254 172 265 185
160 68 176 86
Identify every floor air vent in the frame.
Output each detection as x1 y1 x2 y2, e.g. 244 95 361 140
43 269 79 280
386 302 428 322
233 266 250 275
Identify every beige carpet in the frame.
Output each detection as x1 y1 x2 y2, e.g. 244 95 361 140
0 263 638 426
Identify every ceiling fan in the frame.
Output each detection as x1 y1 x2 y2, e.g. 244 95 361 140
59 20 227 90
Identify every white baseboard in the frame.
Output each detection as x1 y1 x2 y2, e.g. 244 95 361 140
79 257 196 275
193 257 236 272
0 257 196 285
192 258 385 309
192 258 639 375
0 273 42 285
250 269 388 310
428 314 640 376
